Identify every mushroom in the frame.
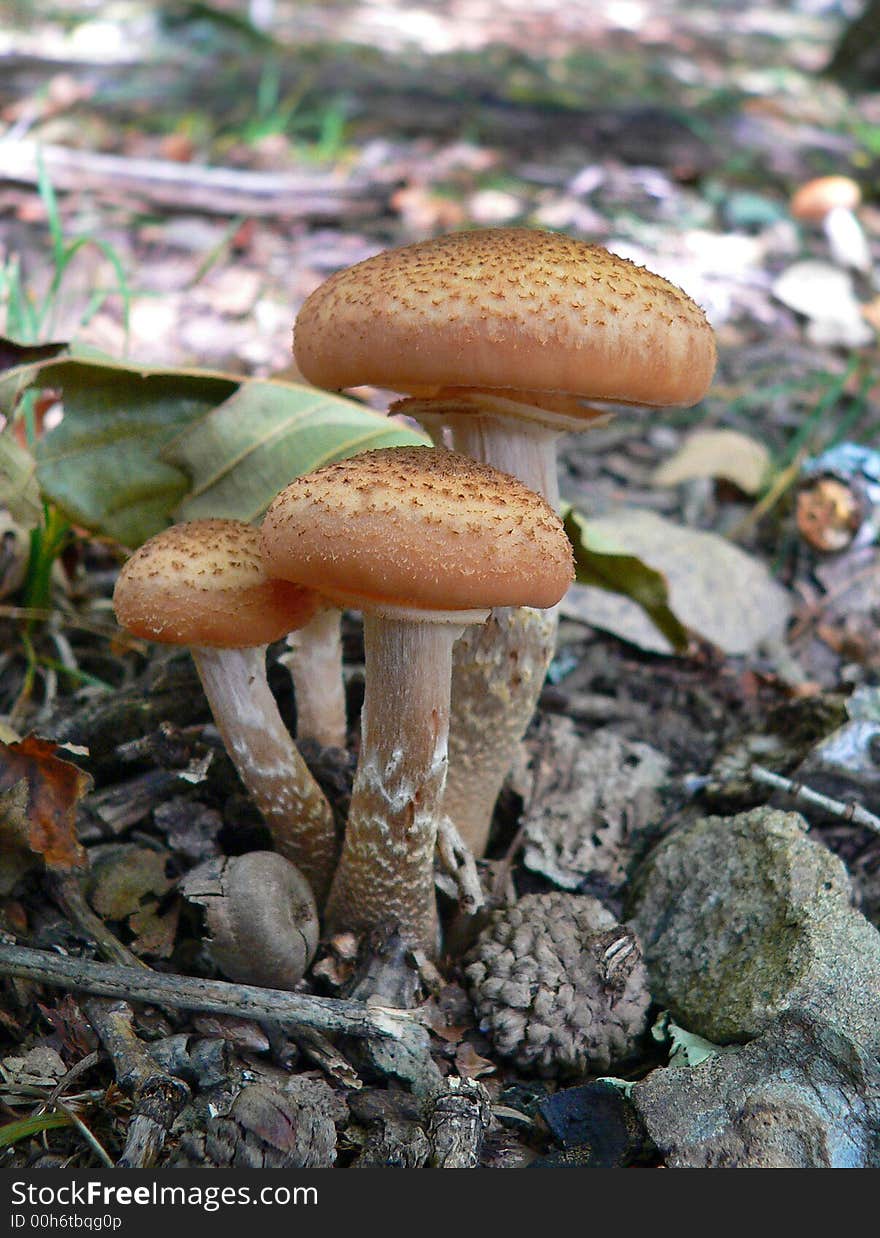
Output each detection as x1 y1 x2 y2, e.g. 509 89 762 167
464 891 651 1077
112 518 338 901
181 851 319 990
260 445 573 951
790 175 871 274
293 228 716 855
277 605 347 750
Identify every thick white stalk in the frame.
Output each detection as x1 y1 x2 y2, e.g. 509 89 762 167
279 606 347 749
324 615 464 952
192 646 337 902
439 410 562 856
447 413 561 514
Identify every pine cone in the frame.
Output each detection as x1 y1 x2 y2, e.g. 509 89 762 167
464 892 651 1077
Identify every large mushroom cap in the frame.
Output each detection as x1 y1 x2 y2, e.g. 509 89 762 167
294 228 716 409
260 446 574 614
113 518 319 648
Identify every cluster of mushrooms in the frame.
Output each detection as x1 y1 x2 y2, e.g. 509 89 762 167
113 228 716 1066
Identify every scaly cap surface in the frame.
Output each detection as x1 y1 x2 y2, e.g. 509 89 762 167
294 228 716 409
113 518 318 648
260 446 574 613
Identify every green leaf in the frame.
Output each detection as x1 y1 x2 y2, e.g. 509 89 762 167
0 429 42 527
163 380 430 523
33 358 239 546
651 1011 721 1068
0 339 70 416
5 348 428 547
563 505 690 653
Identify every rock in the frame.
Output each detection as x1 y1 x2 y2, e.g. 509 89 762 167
632 1013 880 1167
630 806 880 1046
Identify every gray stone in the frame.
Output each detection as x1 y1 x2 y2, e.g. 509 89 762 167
630 806 880 1046
632 1013 880 1168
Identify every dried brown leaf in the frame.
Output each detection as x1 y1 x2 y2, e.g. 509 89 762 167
455 1042 497 1080
0 735 90 871
652 429 770 495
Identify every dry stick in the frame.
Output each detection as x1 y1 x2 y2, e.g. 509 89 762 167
750 763 880 835
50 875 190 1168
0 139 384 219
80 999 189 1170
0 943 429 1045
435 816 485 916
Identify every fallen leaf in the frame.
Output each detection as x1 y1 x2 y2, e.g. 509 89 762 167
128 899 180 958
562 508 791 655
88 845 172 920
37 995 98 1059
88 844 179 959
771 261 874 348
652 428 771 495
0 735 90 871
455 1041 496 1079
1 1045 67 1089
563 507 689 652
0 429 42 528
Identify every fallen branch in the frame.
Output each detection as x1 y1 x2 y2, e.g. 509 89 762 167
0 943 427 1042
0 139 387 220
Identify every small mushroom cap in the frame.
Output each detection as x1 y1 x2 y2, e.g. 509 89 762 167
791 175 862 221
294 228 716 410
260 446 574 614
113 518 319 648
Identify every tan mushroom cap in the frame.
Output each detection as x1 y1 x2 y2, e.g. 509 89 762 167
294 228 716 410
790 175 862 222
113 518 319 648
260 446 574 614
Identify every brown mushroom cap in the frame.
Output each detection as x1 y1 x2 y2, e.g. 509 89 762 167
260 446 574 613
790 175 862 222
113 518 319 648
294 228 716 409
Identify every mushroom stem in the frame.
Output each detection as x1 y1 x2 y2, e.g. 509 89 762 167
446 413 561 513
324 612 477 952
412 403 563 856
823 204 872 274
279 606 347 749
440 605 558 856
192 645 337 902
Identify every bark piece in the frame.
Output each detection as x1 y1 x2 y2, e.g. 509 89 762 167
522 718 669 894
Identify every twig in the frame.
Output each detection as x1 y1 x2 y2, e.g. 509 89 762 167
81 998 189 1169
436 816 485 915
48 874 190 1166
424 1076 492 1169
0 944 429 1042
45 1091 115 1167
750 763 880 835
0 139 385 220
49 873 147 970
289 1026 362 1090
